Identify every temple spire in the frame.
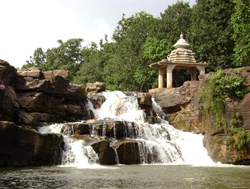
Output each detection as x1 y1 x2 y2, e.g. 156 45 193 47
174 33 189 49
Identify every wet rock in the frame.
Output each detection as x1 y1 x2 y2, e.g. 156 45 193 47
74 120 137 139
91 140 116 165
115 140 141 164
0 121 63 166
137 93 152 107
87 93 106 109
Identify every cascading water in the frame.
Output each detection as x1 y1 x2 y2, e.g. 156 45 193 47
39 123 100 168
39 90 214 168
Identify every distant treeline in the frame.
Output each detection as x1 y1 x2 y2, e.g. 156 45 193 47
23 0 250 92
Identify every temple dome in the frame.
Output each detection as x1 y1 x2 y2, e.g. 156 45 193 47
174 33 190 49
168 34 196 64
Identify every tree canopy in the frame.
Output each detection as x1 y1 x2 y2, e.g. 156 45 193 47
23 0 250 91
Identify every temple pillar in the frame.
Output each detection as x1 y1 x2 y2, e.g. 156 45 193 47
166 64 176 88
158 68 165 88
188 68 197 81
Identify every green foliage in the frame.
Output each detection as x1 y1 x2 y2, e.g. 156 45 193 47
23 48 46 69
45 39 84 76
159 1 192 44
23 38 84 81
73 42 104 84
111 11 160 91
230 111 243 128
200 69 249 130
227 127 250 150
190 0 235 71
231 0 250 66
143 37 173 61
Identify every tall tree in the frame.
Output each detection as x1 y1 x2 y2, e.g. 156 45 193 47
231 0 250 67
45 39 84 74
74 42 105 84
190 0 235 71
159 1 192 44
23 48 46 69
111 11 160 91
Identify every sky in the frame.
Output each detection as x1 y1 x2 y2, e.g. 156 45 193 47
0 0 196 69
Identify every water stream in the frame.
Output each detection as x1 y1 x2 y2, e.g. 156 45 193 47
39 91 214 168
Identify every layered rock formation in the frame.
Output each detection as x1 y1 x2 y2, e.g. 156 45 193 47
0 60 90 166
149 66 250 164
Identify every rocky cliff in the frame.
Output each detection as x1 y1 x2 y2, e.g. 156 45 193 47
0 60 93 166
149 67 250 164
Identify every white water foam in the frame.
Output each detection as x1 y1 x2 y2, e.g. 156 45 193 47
39 90 215 167
89 91 214 165
39 123 102 169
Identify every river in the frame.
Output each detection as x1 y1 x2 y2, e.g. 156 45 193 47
1 164 250 188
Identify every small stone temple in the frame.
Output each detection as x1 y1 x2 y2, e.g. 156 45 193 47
149 34 207 88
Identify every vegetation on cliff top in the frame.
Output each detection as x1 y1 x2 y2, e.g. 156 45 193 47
200 69 249 130
200 68 250 149
23 0 250 92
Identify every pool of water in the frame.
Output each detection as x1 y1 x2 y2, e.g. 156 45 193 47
1 164 250 189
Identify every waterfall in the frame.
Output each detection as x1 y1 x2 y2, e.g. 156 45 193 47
39 90 214 167
39 123 100 168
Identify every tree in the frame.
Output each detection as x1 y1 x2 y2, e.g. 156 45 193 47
45 39 84 75
231 0 250 66
74 42 104 84
190 0 235 71
159 1 192 44
24 38 84 80
143 37 173 61
111 12 160 91
23 48 46 69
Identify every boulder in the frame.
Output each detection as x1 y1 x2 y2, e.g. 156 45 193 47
86 82 105 94
149 81 198 112
42 70 69 81
74 120 137 139
91 140 116 165
17 92 64 111
0 121 63 166
17 67 42 78
115 140 141 164
137 93 152 107
18 111 62 126
0 60 17 86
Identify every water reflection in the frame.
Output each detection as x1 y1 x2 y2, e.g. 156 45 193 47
1 165 250 189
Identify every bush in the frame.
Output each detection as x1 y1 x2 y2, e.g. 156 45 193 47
227 127 250 150
200 69 249 131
